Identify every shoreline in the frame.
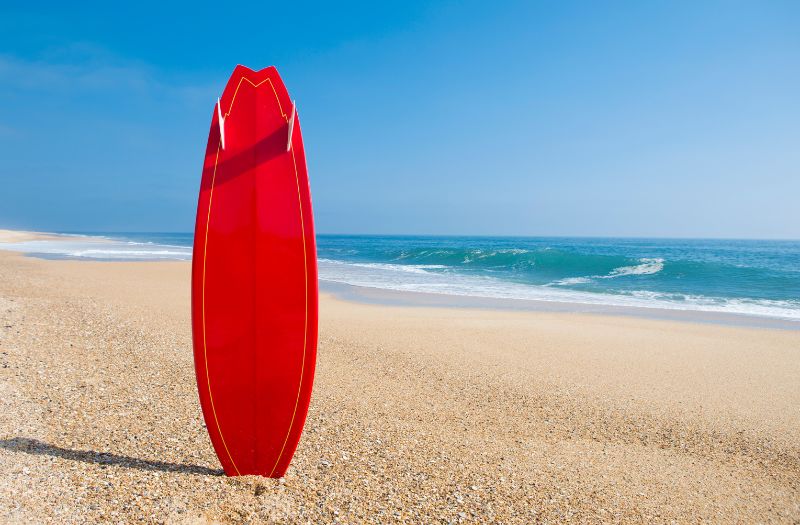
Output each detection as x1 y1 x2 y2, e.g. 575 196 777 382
2 240 795 331
320 279 800 331
0 253 796 332
1 228 798 328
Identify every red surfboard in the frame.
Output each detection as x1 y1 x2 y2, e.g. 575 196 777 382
191 65 318 477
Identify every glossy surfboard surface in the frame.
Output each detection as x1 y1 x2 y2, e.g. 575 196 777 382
191 65 318 477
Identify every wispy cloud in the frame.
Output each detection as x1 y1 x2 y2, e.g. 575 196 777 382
0 54 152 93
0 43 218 103
0 123 20 138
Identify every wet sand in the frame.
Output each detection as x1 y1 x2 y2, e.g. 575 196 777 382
0 250 798 523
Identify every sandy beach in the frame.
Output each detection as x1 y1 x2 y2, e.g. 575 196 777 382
0 249 798 523
0 229 65 243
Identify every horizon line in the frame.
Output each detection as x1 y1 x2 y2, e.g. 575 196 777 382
6 228 798 243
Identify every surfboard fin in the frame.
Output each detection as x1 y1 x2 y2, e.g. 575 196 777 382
217 98 226 150
286 100 296 152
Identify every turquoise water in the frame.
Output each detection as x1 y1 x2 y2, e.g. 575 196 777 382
1 233 798 320
316 236 800 320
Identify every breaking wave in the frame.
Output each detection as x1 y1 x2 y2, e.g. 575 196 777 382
551 258 664 285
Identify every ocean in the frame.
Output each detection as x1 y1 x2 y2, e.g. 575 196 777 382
1 233 798 321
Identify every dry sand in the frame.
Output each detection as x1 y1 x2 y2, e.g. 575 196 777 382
0 230 64 243
0 250 798 523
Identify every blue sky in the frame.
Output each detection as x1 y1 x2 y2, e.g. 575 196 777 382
1 1 798 238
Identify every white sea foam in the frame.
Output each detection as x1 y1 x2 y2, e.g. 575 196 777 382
462 248 530 264
318 258 800 321
319 259 446 275
0 237 192 260
551 277 592 285
604 258 664 278
550 258 664 286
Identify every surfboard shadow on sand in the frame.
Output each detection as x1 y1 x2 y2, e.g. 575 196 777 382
0 437 223 476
